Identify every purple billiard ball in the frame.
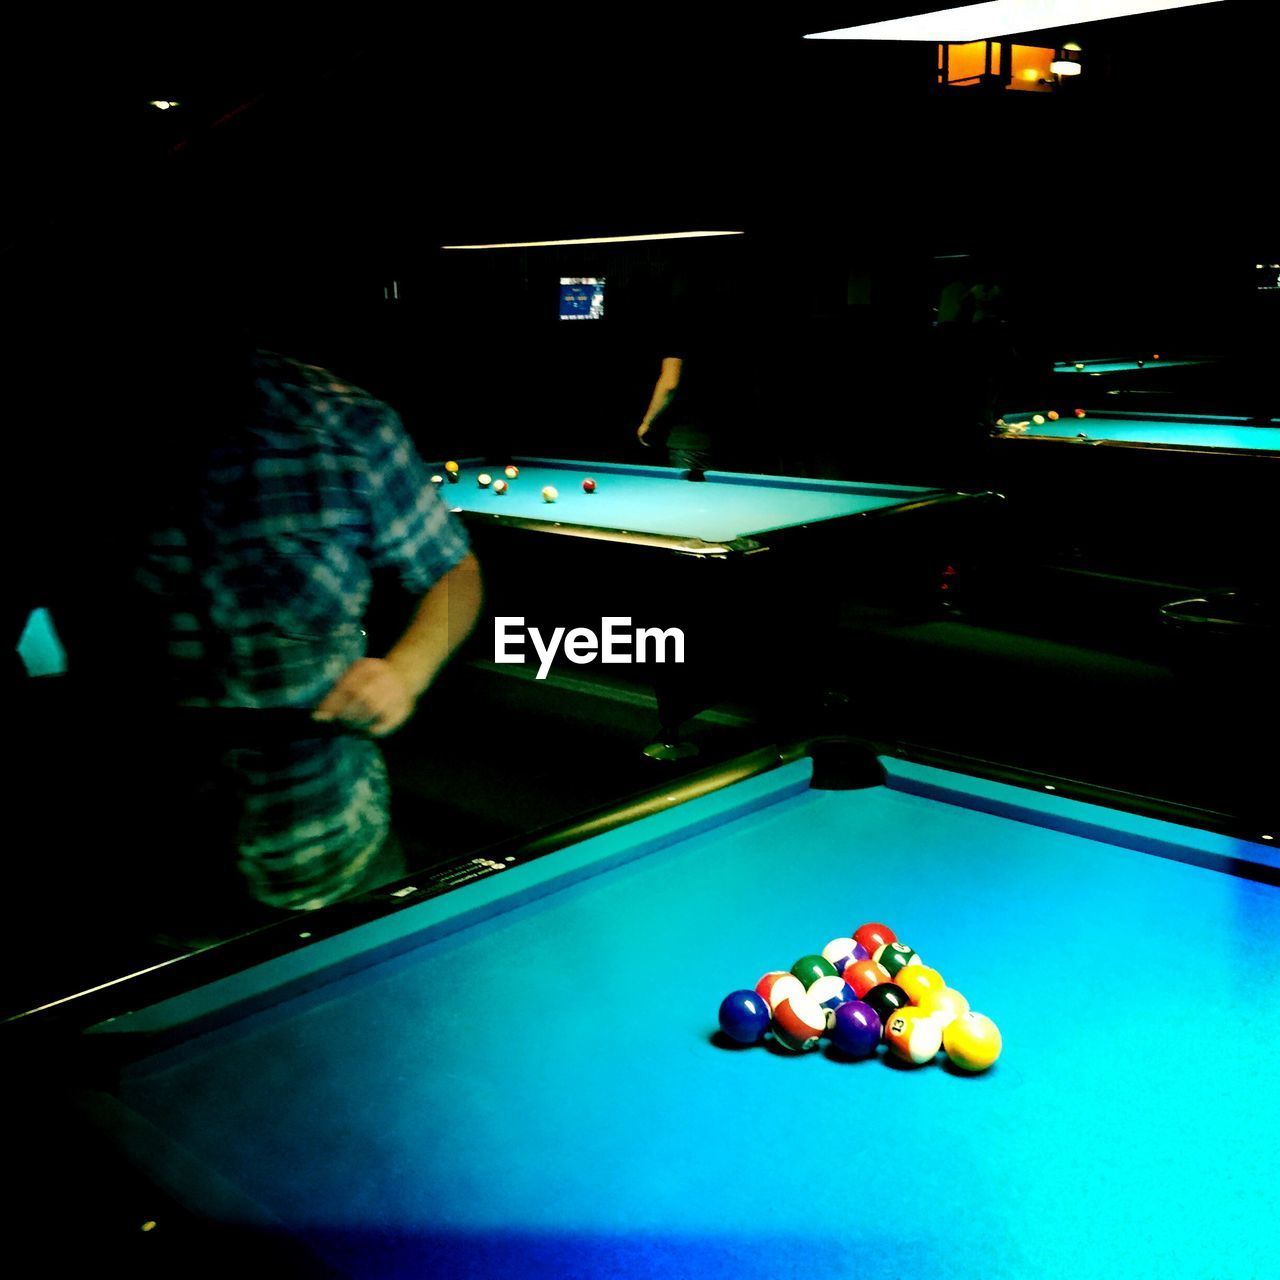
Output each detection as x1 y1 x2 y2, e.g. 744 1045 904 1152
830 1000 881 1058
718 989 771 1045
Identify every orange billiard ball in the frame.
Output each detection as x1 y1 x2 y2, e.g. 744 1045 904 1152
1047 410 1060 420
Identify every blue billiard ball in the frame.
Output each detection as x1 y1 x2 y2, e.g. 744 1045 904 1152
718 990 771 1044
829 1000 881 1058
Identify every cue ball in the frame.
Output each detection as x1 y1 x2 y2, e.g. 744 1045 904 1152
505 465 519 479
493 479 508 494
582 478 596 493
943 1012 1003 1072
430 474 444 487
541 485 558 503
477 473 492 488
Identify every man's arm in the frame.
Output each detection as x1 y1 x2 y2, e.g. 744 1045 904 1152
636 356 683 445
314 551 483 736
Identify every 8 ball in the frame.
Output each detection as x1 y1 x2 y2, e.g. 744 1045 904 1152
863 982 911 1032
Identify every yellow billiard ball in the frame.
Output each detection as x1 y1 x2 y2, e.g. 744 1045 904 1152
444 460 459 474
896 965 945 1006
943 1012 1002 1072
917 986 970 1029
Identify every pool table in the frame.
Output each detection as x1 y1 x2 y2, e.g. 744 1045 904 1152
430 456 988 554
1051 356 1209 379
415 458 999 750
994 410 1280 456
9 740 1277 1278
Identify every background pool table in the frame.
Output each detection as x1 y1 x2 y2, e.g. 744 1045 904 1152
994 410 1280 455
10 741 1277 1279
1051 357 1209 378
430 457 983 552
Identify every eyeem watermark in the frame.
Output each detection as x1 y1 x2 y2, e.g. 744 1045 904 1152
495 617 685 680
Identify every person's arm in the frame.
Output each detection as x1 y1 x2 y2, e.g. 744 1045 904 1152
314 551 483 736
636 356 683 446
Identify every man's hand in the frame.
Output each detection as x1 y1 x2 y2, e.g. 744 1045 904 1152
313 658 419 737
637 422 652 446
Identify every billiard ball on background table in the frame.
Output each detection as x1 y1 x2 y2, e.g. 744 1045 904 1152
477 473 492 488
582 478 596 493
505 465 519 479
430 474 444 488
542 486 558 503
717 990 771 1045
493 480 508 495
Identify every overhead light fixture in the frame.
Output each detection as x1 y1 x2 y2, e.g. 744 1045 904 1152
1050 57 1083 74
148 100 180 111
806 0 1223 42
441 231 745 250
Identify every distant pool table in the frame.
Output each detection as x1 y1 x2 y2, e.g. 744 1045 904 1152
994 409 1280 456
418 458 999 750
9 740 1277 1278
429 457 984 554
1052 356 1209 378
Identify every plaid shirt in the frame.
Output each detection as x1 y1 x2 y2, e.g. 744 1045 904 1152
138 353 469 910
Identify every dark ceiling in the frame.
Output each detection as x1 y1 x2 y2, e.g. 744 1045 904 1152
1 3 1270 265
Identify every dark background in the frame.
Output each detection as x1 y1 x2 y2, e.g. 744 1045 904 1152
3 2 1273 475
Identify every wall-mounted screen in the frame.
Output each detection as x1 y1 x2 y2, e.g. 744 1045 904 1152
559 277 605 320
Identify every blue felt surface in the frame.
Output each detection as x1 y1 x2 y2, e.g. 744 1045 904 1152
432 458 942 543
101 763 1280 1279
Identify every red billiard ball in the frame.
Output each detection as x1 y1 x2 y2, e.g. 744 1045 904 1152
492 479 508 495
853 922 896 957
582 478 596 493
1074 408 1087 419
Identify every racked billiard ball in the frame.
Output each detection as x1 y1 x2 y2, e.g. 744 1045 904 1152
477 473 492 488
771 993 826 1052
943 1012 1002 1072
582 478 596 493
542 485 558 503
884 1006 944 1065
863 982 910 1031
896 964 945 1005
821 936 866 974
853 922 896 956
829 999 881 1058
718 989 771 1045
917 986 970 1030
755 971 805 1012
807 975 856 1028
504 465 519 479
790 955 838 989
492 479 508 495
842 958 891 999
873 941 921 979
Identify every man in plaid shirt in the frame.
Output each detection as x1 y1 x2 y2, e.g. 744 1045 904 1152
135 351 482 913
